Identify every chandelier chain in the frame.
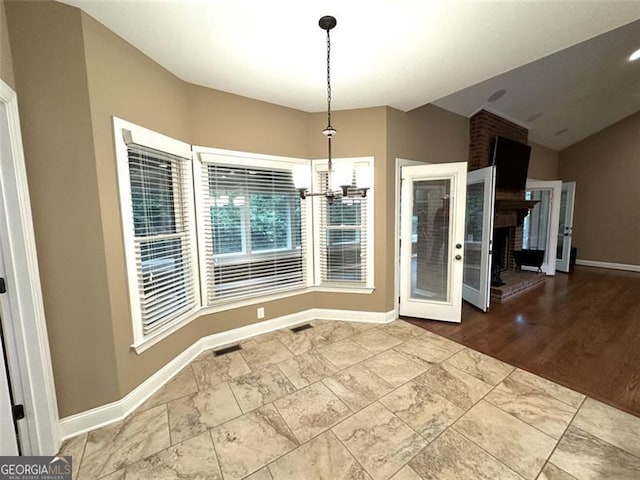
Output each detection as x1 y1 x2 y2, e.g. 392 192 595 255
326 28 331 128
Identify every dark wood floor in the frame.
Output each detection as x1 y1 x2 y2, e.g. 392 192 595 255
405 266 640 417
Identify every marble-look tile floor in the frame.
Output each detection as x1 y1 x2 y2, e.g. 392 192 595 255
60 319 640 480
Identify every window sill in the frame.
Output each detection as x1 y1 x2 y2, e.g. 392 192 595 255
313 286 375 294
130 284 376 354
131 307 201 354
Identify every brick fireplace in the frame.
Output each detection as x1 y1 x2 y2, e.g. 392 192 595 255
468 109 544 299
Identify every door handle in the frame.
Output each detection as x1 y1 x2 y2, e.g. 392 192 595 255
455 255 462 260
455 243 462 249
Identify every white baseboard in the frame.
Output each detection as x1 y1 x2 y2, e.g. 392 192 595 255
59 308 396 440
312 308 396 324
575 259 640 273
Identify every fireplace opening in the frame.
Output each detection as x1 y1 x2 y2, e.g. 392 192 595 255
491 227 512 287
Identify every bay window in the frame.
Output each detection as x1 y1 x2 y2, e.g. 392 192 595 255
115 119 373 350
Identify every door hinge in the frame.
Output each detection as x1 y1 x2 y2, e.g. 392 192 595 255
12 404 24 421
0 277 6 294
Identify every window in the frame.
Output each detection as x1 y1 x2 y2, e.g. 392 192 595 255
115 119 199 342
116 119 373 350
315 159 374 287
197 153 308 304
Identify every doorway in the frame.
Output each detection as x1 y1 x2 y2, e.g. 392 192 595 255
523 179 562 276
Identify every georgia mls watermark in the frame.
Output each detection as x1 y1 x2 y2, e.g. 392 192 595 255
0 457 71 480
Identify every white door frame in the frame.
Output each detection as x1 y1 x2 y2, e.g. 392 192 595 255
0 80 60 454
556 181 576 273
394 158 428 319
524 179 562 276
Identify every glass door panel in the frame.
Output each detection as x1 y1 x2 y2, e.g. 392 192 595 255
410 179 451 302
556 182 576 273
462 166 495 312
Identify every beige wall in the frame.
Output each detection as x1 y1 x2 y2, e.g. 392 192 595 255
308 107 392 311
387 104 469 164
0 0 13 88
7 1 474 417
528 142 559 180
6 0 121 416
559 112 640 266
187 84 310 158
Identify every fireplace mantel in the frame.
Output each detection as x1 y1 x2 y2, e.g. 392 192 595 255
494 199 539 228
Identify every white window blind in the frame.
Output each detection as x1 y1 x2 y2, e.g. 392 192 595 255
318 169 369 286
199 161 307 303
126 144 198 334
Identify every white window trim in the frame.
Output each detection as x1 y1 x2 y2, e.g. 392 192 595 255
312 157 375 290
113 117 201 348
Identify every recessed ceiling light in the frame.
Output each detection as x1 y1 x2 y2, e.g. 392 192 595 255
488 89 506 102
553 128 569 136
630 48 640 61
526 113 543 122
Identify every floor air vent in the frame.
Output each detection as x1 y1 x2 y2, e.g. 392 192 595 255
290 323 313 333
214 344 242 356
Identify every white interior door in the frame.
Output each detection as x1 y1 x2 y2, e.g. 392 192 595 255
556 181 576 273
462 166 495 312
523 179 562 275
400 162 467 322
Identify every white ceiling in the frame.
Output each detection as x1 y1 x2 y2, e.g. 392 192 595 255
59 0 640 150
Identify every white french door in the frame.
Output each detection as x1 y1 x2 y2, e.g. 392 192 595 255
556 182 576 273
400 163 467 322
462 166 495 312
523 179 562 275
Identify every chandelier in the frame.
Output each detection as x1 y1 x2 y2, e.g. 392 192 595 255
294 15 370 204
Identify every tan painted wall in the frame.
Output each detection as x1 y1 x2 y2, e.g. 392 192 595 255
5 0 120 416
528 142 559 180
187 84 310 158
387 104 469 164
559 112 640 266
308 107 391 311
0 0 13 88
